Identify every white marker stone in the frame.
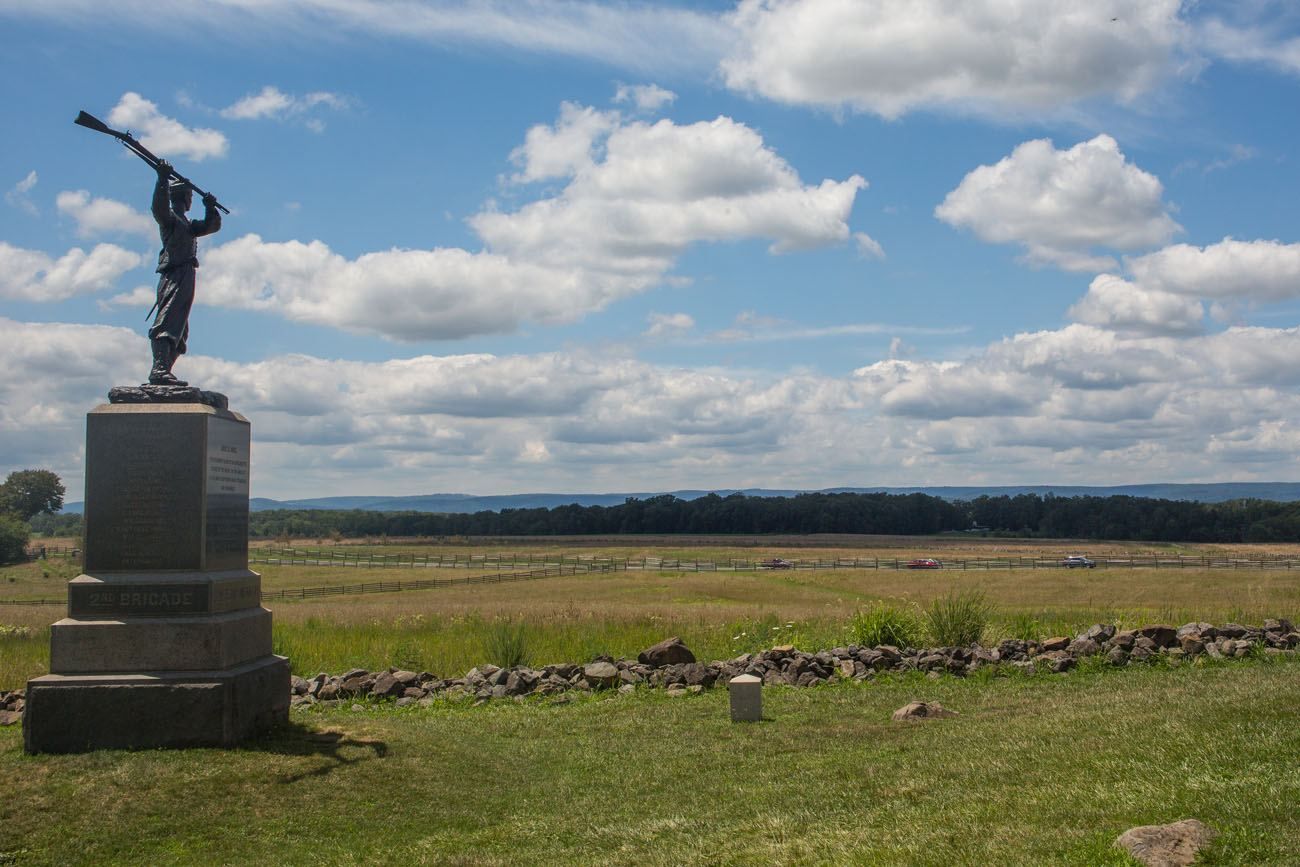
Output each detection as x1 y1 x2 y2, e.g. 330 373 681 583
728 673 762 722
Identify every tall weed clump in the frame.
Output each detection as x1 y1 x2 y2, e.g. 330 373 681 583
850 600 925 649
483 619 530 669
1003 611 1042 642
926 589 992 647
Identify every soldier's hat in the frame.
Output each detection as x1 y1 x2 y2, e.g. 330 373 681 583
168 177 190 192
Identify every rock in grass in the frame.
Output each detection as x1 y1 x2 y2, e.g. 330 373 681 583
1066 637 1102 657
1115 819 1216 867
1263 618 1294 635
0 709 21 726
370 672 407 698
1108 630 1137 650
891 701 958 722
1137 624 1178 648
1039 636 1070 652
1034 651 1076 673
638 636 696 667
1081 623 1116 643
583 661 619 689
1177 622 1215 641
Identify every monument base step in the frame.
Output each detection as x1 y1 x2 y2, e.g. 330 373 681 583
22 654 289 754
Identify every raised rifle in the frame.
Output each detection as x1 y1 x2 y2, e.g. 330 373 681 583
73 110 229 214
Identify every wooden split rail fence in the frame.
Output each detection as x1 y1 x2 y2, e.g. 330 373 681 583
248 548 1300 572
1 562 616 607
6 550 1299 608
260 562 612 601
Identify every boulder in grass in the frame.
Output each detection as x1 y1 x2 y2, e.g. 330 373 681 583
1137 624 1178 648
1039 636 1070 652
1263 618 1294 635
1115 819 1216 867
1082 623 1116 643
637 636 696 667
1177 622 1215 641
1217 623 1248 639
891 701 958 722
0 709 21 726
370 672 408 698
1066 637 1101 657
583 661 619 689
1108 630 1137 650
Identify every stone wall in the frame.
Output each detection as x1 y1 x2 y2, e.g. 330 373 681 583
2 618 1295 725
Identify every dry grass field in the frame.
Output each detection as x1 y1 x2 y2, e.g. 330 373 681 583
4 536 1298 688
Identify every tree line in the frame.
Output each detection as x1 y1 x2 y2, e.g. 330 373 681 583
21 486 1300 550
242 490 1300 543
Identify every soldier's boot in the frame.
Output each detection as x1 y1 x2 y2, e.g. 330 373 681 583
147 338 187 386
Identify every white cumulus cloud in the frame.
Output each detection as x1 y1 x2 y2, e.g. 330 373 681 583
56 190 155 238
721 0 1190 119
509 102 619 183
0 242 144 302
107 92 228 161
1125 238 1300 301
145 105 866 342
1068 273 1205 336
935 135 1181 271
10 315 1300 496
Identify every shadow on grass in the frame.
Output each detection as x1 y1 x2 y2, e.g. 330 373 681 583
241 720 388 783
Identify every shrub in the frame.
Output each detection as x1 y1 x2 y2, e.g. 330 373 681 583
0 514 30 565
850 600 925 649
483 619 530 669
926 589 992 647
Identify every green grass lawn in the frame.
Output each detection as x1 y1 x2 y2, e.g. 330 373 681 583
3 656 1298 865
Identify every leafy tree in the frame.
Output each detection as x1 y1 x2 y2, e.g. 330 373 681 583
0 469 66 521
0 513 29 564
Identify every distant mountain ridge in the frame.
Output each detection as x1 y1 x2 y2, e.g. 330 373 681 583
248 483 1300 512
60 483 1300 515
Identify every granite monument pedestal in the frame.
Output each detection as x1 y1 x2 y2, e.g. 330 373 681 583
24 391 289 753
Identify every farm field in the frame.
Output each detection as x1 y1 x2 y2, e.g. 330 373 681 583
3 537 1299 689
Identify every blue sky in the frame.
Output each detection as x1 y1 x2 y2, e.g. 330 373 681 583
3 0 1300 499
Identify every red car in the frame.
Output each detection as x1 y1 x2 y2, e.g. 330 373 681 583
905 558 941 569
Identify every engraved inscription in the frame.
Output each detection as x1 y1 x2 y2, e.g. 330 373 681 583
85 414 204 571
205 417 250 569
70 583 210 616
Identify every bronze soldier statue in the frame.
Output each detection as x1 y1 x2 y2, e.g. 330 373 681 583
147 158 221 386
